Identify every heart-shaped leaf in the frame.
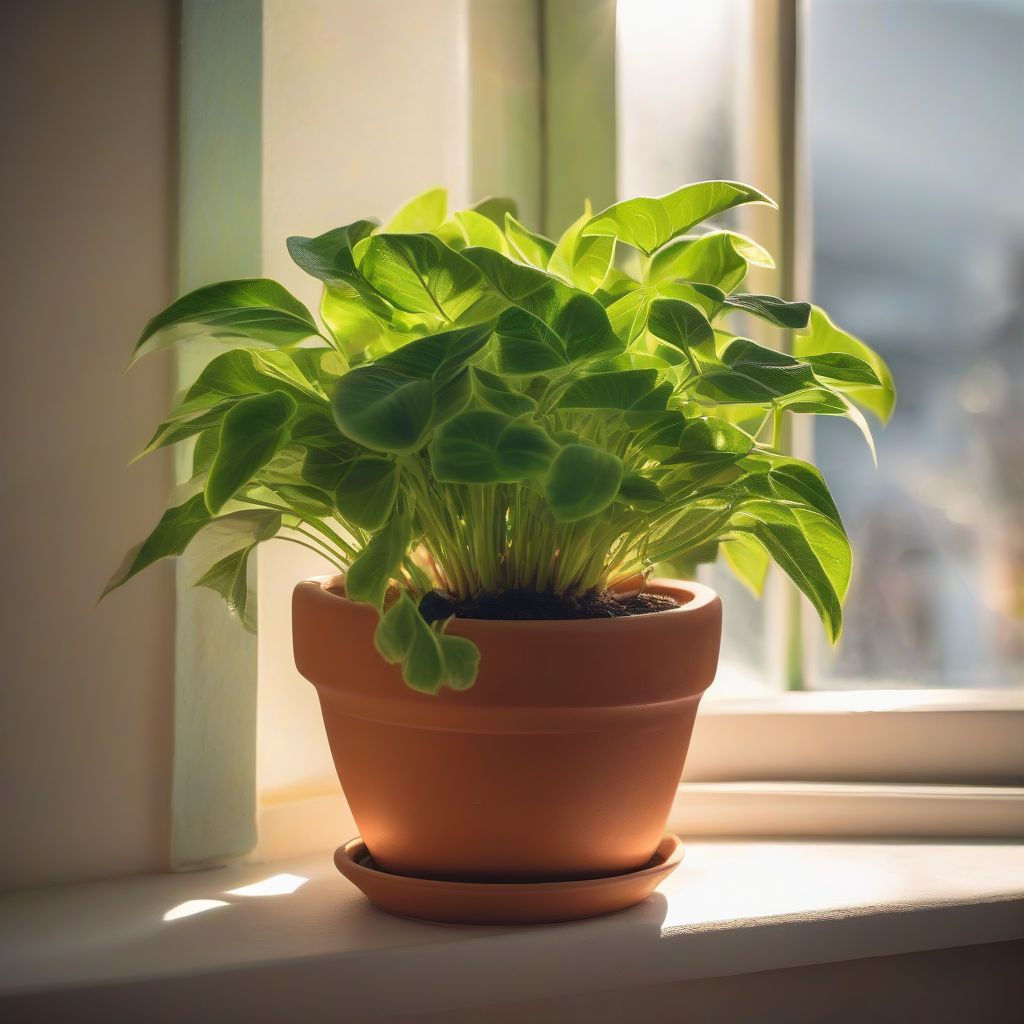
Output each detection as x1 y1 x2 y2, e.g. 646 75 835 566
334 457 400 530
430 410 558 483
544 444 624 521
332 364 434 453
205 391 297 514
583 181 776 256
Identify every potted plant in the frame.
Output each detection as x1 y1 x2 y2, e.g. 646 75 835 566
107 182 893 923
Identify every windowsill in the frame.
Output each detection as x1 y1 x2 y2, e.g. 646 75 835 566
2 839 1022 1020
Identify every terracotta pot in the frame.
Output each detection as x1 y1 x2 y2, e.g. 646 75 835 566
292 576 721 882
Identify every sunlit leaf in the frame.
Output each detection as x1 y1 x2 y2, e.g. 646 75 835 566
793 306 896 422
648 230 774 291
583 181 776 256
723 293 811 330
504 213 556 267
205 391 297 514
133 280 319 362
359 233 501 324
549 200 615 292
731 500 851 642
385 187 447 233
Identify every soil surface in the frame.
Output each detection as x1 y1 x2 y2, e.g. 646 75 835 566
419 587 678 623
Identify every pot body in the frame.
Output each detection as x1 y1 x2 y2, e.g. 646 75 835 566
292 576 721 881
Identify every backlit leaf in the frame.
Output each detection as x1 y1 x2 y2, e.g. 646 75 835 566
385 187 447 233
133 280 318 362
205 390 298 514
583 181 776 256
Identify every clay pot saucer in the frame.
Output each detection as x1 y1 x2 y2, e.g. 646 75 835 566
335 834 683 925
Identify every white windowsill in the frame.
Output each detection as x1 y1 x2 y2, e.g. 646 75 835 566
2 839 1022 1021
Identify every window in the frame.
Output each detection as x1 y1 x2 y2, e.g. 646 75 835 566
173 0 1022 868
616 0 1024 698
808 0 1024 691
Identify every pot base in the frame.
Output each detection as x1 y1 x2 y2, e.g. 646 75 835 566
334 834 683 925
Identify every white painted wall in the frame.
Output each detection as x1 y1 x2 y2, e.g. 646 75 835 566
0 0 177 889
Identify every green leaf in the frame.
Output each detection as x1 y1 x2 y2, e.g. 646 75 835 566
193 545 259 630
374 590 445 693
331 365 434 453
376 323 493 381
793 307 896 422
544 444 624 521
691 339 835 406
549 200 615 292
192 428 220 476
470 196 518 227
723 293 811 329
461 246 552 304
582 181 776 256
646 498 735 563
286 220 379 285
182 349 321 410
103 494 210 596
470 367 537 417
359 233 500 324
504 213 556 267
800 352 882 387
731 500 851 642
436 210 508 253
430 366 474 426
558 369 658 409
494 307 569 373
205 391 297 514
648 230 773 291
302 443 360 491
334 456 400 530
618 473 666 510
133 280 318 362
438 632 480 690
137 398 242 459
189 508 282 629
721 532 771 596
346 506 412 609
430 410 558 483
385 187 447 233
662 417 755 465
495 290 621 374
739 454 842 524
648 298 717 367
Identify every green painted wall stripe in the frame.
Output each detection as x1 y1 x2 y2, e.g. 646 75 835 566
173 0 263 870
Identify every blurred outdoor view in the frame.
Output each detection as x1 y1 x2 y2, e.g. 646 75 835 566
618 0 1024 691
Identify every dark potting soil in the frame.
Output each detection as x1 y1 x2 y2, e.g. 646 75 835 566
418 587 678 623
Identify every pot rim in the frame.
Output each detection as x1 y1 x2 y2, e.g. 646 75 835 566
303 574 719 634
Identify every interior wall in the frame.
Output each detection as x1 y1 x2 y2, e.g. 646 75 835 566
0 0 178 889
256 0 477 802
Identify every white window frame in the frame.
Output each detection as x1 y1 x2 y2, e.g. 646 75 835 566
174 0 1024 871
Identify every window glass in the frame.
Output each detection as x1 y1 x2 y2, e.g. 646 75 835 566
808 0 1024 689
